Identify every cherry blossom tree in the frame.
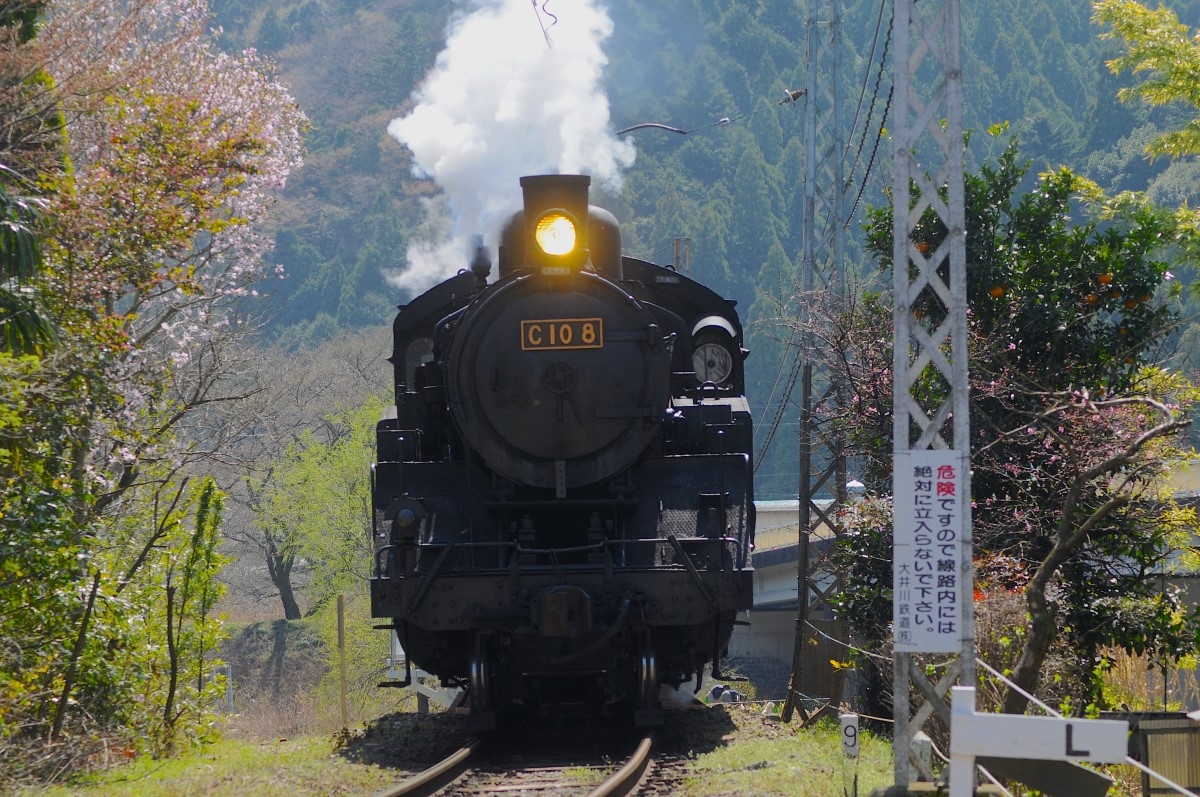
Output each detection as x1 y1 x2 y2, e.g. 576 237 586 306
0 0 305 768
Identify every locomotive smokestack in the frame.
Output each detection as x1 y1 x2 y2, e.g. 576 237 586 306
520 174 591 219
469 234 491 289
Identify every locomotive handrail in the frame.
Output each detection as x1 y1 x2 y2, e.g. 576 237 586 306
482 497 639 509
716 430 727 545
666 534 719 610
513 542 605 556
404 535 742 552
374 536 747 579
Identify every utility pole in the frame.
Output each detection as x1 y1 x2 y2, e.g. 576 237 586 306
889 0 973 787
782 0 848 724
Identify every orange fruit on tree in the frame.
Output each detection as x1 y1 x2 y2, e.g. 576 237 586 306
1097 272 1113 285
989 285 1006 298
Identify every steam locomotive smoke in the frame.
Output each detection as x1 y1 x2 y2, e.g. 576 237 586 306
386 0 635 298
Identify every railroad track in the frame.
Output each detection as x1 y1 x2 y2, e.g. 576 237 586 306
373 730 656 797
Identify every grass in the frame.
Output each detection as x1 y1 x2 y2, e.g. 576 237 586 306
16 736 398 797
680 713 895 797
562 764 608 785
16 709 895 797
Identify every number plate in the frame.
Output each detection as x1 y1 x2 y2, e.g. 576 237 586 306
520 318 604 350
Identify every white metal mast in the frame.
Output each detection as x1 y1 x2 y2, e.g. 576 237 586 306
890 0 973 786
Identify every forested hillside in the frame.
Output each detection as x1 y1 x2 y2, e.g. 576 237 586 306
210 0 1200 497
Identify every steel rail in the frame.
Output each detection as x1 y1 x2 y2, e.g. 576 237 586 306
372 736 482 797
585 733 655 797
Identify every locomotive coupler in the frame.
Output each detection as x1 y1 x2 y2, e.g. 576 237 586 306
532 584 592 638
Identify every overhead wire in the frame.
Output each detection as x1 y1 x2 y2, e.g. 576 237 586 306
754 342 804 471
844 0 889 162
844 0 890 180
845 84 892 228
845 0 894 227
756 5 892 469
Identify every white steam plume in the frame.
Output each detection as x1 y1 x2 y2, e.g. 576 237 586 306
386 0 635 298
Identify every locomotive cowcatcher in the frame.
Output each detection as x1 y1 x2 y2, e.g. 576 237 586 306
370 174 754 728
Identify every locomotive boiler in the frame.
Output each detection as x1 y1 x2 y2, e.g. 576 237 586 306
370 174 754 728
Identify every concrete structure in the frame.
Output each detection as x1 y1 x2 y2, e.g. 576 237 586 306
728 498 843 701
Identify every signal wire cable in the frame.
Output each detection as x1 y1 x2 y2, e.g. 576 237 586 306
752 324 800 438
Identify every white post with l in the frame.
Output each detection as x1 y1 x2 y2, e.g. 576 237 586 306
949 686 1129 797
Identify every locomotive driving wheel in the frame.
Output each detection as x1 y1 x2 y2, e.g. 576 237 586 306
468 632 496 729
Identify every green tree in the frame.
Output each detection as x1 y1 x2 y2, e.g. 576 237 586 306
1095 0 1200 161
825 138 1200 714
215 328 390 621
257 395 382 612
77 475 229 754
0 0 302 778
728 133 783 289
0 355 92 752
0 168 54 354
1095 0 1200 452
256 7 290 52
161 479 226 749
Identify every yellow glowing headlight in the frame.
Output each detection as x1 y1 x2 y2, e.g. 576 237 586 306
534 213 577 256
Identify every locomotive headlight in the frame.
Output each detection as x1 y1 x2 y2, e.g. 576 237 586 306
395 508 418 532
693 341 733 384
386 498 426 541
534 212 577 256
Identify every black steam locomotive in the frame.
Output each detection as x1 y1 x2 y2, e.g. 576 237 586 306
370 175 754 728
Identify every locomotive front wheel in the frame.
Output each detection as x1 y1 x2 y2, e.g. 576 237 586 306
634 628 662 726
636 629 658 709
468 633 493 714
